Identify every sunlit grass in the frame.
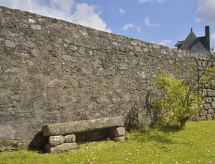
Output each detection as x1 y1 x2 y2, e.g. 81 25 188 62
1 121 215 164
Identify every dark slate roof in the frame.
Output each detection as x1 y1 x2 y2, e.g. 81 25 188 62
179 31 197 49
175 31 210 55
198 36 207 48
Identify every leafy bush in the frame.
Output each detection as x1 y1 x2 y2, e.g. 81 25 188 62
152 51 215 128
152 72 205 127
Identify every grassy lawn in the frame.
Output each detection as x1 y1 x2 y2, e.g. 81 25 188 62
1 121 215 164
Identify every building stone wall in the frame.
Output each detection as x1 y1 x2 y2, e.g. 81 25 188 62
199 89 215 120
0 6 211 145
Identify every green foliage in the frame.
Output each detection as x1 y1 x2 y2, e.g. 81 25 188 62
1 121 215 164
152 52 215 128
153 72 204 127
201 66 215 89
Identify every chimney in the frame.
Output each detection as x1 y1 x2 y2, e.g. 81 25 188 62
205 26 210 52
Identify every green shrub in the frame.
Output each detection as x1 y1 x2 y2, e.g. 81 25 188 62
152 72 205 127
152 52 215 128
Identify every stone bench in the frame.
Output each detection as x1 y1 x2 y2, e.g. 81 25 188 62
42 116 127 153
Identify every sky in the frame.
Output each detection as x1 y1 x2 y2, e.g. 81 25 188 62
0 0 215 48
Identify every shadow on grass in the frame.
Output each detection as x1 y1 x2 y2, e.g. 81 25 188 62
158 125 184 132
28 131 48 153
130 125 183 144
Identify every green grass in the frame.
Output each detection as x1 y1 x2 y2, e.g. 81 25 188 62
1 121 215 164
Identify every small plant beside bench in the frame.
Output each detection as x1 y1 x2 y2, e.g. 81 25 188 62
42 116 127 153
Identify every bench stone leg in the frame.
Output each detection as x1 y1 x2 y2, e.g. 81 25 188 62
64 134 76 143
110 127 126 137
49 134 76 146
49 135 64 146
46 134 77 153
45 143 78 153
110 127 127 142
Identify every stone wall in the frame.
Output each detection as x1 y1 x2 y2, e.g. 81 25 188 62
0 6 210 145
200 89 215 120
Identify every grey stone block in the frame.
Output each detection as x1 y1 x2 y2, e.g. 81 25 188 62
111 127 126 137
135 46 141 52
48 79 61 88
208 109 214 114
199 116 207 120
30 24 41 30
64 134 76 143
189 115 199 121
143 48 148 52
211 102 215 109
5 67 20 73
62 55 73 61
202 89 207 96
49 136 64 146
45 143 78 153
5 40 16 48
200 110 207 116
203 103 211 110
207 114 212 120
207 89 215 97
205 97 212 103
28 18 35 23
161 49 167 55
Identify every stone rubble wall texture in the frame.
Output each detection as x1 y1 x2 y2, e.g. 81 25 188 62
200 89 215 120
0 6 212 144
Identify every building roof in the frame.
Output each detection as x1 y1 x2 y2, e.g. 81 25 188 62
175 28 210 55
